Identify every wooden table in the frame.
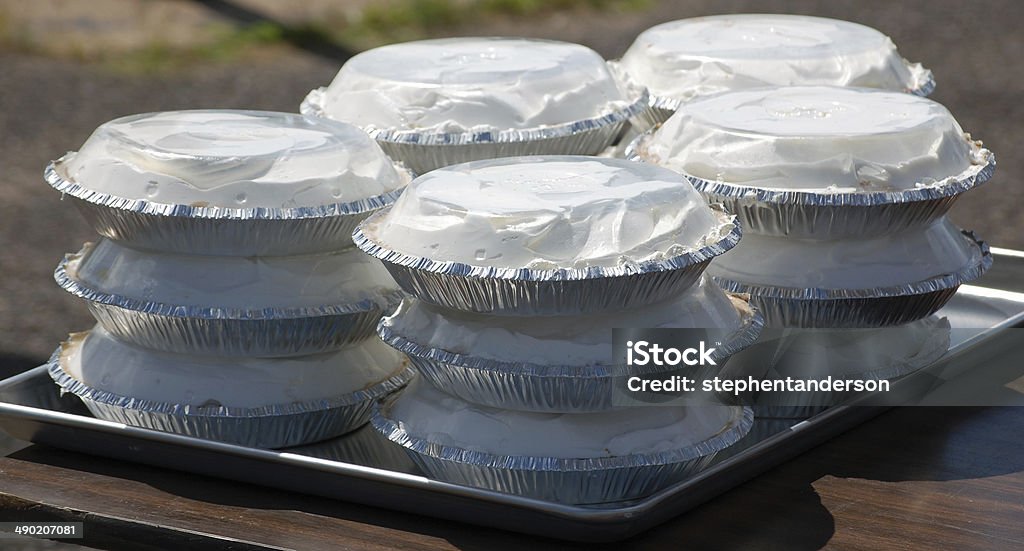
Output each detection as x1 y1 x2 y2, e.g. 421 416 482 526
1 405 1022 550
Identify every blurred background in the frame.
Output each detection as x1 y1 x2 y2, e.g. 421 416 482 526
1 0 1022 374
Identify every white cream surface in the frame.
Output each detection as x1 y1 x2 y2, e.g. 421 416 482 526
67 239 399 309
61 327 406 408
771 316 951 379
708 217 979 289
314 38 631 132
388 378 742 458
618 14 928 102
384 278 744 365
57 110 408 208
643 86 982 192
367 156 729 269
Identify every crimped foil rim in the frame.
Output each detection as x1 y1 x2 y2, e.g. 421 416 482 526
353 205 740 281
908 64 937 97
53 256 403 321
647 94 683 115
300 87 649 146
627 131 996 207
713 230 991 300
372 400 753 471
47 347 415 418
44 161 411 221
376 300 763 378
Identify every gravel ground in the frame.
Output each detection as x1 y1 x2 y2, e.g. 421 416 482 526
1 0 1022 371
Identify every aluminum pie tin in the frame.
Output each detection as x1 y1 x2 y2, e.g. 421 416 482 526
353 205 741 316
54 253 404 358
371 395 753 504
44 161 412 256
377 296 763 412
751 365 928 419
301 88 650 174
47 346 415 449
751 356 943 419
627 132 995 239
747 316 952 418
711 231 991 328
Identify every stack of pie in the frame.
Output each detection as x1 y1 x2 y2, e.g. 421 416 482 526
631 85 994 416
43 110 415 448
355 155 758 503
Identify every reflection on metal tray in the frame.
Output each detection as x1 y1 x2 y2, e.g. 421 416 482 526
1 249 1024 542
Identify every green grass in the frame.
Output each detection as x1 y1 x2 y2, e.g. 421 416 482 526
1 0 651 73
342 0 651 49
104 22 290 73
0 8 39 55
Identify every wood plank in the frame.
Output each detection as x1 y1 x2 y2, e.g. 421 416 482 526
0 406 1022 550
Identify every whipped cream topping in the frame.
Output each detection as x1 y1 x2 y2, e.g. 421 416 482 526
56 110 408 209
643 86 982 192
367 156 729 270
388 378 742 458
61 326 406 408
708 217 979 289
769 316 951 379
313 38 631 133
384 277 743 366
66 239 399 309
618 14 929 102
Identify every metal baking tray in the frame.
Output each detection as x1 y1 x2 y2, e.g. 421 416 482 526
2 248 1023 543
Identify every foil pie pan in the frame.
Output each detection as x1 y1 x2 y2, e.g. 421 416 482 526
711 231 991 328
377 296 763 412
300 89 650 174
371 393 753 504
720 313 950 415
353 205 740 316
44 161 412 256
747 317 952 418
55 256 403 357
47 348 415 449
751 361 934 419
627 133 995 239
